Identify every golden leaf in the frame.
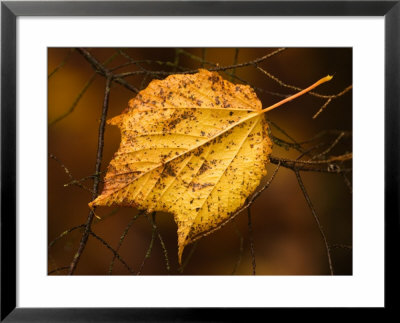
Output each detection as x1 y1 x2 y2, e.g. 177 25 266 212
90 69 332 263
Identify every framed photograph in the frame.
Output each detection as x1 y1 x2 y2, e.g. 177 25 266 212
46 46 353 277
1 0 399 320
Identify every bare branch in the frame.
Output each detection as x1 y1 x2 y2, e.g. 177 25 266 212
146 212 170 272
247 208 256 275
296 143 326 161
231 224 244 275
230 48 240 82
156 229 170 272
186 163 281 247
49 154 93 193
313 86 352 119
210 48 286 72
269 120 304 153
49 53 119 126
201 48 207 68
177 49 289 98
311 132 345 160
108 211 143 274
48 48 74 79
313 98 332 119
110 55 188 72
49 47 352 275
341 173 353 194
294 170 333 275
137 212 157 275
257 66 352 99
68 76 112 275
76 48 139 93
179 242 198 274
114 48 286 78
330 244 352 250
89 230 135 274
269 154 352 173
48 266 70 275
48 224 85 249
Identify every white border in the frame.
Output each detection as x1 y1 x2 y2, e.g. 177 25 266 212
17 17 384 307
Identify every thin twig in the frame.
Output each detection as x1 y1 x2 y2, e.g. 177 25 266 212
117 49 185 78
311 132 345 160
257 65 352 99
76 48 139 93
201 48 207 68
49 53 118 126
341 172 353 194
145 212 170 272
210 48 286 72
296 143 326 161
179 49 214 68
247 208 256 275
270 155 352 173
179 242 198 273
269 120 304 154
89 231 135 274
139 73 149 90
50 48 352 276
313 86 352 119
156 230 170 272
271 129 351 150
114 69 177 78
48 266 70 275
48 48 74 79
136 228 155 275
313 99 332 119
137 212 157 275
49 153 74 181
330 244 352 250
177 49 289 98
68 76 112 275
92 208 120 225
294 170 333 275
231 224 244 275
108 211 143 274
49 210 120 254
48 224 85 249
64 172 105 190
115 48 286 78
110 56 187 72
49 154 93 192
187 163 281 246
173 48 180 72
230 164 281 222
230 48 239 82
49 209 120 252
114 48 291 98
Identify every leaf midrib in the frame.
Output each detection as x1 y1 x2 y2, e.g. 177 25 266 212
99 111 262 202
181 116 261 243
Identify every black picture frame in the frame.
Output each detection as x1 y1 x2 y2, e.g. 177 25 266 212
1 1 399 321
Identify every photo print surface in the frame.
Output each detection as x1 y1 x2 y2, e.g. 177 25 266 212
48 48 352 275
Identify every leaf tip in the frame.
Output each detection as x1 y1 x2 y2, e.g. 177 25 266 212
107 114 123 126
178 245 184 265
88 199 97 209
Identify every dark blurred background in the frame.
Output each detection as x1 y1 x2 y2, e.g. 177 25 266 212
48 48 352 275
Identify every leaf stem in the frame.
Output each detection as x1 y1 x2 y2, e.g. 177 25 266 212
260 75 333 114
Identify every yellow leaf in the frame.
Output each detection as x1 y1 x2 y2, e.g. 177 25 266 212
90 69 331 263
